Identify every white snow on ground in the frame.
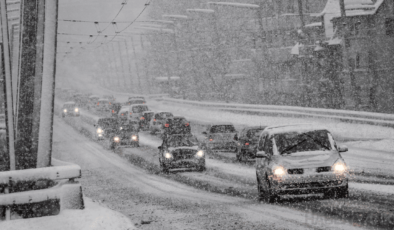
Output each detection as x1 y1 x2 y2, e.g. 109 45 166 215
0 197 135 230
149 100 394 141
350 183 394 195
346 139 394 153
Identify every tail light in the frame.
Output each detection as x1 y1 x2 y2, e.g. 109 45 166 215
140 117 145 120
112 110 115 113
143 102 145 104
245 143 250 146
165 124 169 128
121 113 124 116
97 102 99 105
109 102 111 105
209 139 213 142
129 112 132 115
153 119 156 122
185 123 190 127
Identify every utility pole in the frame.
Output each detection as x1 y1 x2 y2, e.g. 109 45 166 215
109 43 120 87
0 0 16 171
15 0 43 169
123 40 133 90
130 37 142 93
116 41 127 88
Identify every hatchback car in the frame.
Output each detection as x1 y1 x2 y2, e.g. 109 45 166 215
161 116 190 137
139 111 154 130
96 98 111 112
235 126 267 162
94 117 118 140
109 121 140 149
87 95 100 110
110 102 122 118
128 104 149 121
202 123 237 153
255 124 349 203
149 112 174 134
61 101 80 117
158 134 205 173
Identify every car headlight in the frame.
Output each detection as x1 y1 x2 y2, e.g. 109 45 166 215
114 136 120 142
120 127 123 130
196 150 204 157
131 135 138 141
332 159 347 174
164 152 173 159
75 108 79 112
97 128 103 134
272 166 286 177
63 109 67 113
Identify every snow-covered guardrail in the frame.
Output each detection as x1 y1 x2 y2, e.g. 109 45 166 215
157 97 394 128
0 159 84 220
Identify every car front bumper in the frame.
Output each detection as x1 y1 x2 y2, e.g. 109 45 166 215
269 173 348 195
163 158 205 169
206 141 237 151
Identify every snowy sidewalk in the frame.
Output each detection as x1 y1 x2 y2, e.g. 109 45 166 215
0 197 135 230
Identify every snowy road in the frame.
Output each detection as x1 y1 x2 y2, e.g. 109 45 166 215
53 116 374 230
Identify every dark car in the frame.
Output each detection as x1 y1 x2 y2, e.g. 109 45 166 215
61 101 80 117
87 95 100 110
94 117 118 140
110 102 122 118
139 111 154 131
109 121 140 149
234 126 267 162
158 134 205 173
149 112 174 134
161 116 191 137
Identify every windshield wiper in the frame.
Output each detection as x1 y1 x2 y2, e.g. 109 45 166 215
302 133 331 151
280 139 307 155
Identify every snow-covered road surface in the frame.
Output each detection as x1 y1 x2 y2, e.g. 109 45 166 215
52 117 370 230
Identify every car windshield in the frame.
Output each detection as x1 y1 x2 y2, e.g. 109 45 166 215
210 125 235 133
63 104 76 108
167 135 198 147
132 105 148 113
98 119 117 128
274 130 333 155
129 100 145 104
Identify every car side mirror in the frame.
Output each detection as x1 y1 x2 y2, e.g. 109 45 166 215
338 145 348 153
255 151 268 158
202 132 207 135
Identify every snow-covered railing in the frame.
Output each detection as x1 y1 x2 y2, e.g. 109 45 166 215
158 97 394 128
0 159 84 221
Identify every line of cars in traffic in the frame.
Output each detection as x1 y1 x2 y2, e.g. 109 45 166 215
58 90 350 202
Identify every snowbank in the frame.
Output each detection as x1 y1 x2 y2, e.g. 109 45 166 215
350 183 394 195
0 197 135 230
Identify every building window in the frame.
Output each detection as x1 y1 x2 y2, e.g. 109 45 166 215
356 53 360 68
355 21 361 35
385 17 394 35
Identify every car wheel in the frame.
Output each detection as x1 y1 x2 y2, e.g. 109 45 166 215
261 178 279 204
197 165 206 172
257 177 264 201
62 114 65 118
110 142 115 150
336 185 349 199
160 163 169 174
236 149 241 162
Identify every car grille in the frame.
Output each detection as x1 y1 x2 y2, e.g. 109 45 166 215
284 180 343 189
287 168 304 175
172 149 196 161
317 166 331 173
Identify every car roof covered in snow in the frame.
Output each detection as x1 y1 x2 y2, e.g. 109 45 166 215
89 95 100 98
209 122 234 126
243 126 268 131
265 124 329 135
64 101 76 105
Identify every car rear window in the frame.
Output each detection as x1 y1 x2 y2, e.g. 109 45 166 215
132 105 148 113
129 100 145 104
210 125 236 133
98 119 117 128
155 112 173 119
